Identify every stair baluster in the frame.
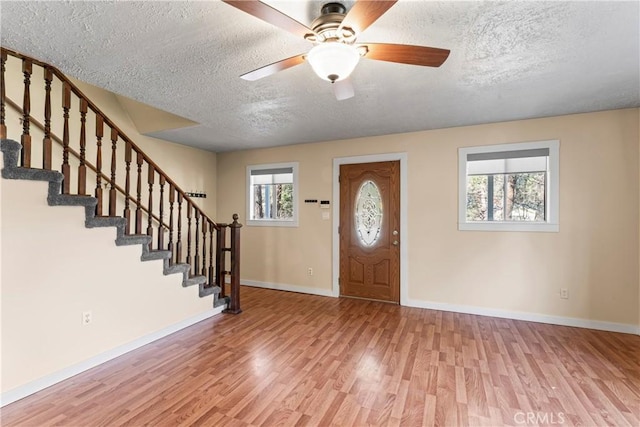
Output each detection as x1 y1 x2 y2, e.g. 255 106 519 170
208 222 215 286
194 209 200 275
186 203 192 275
176 192 183 263
109 129 118 216
95 115 104 216
168 184 175 259
216 225 226 297
147 164 154 247
135 150 143 234
77 99 88 195
61 83 71 194
158 175 165 250
123 141 132 233
42 67 52 170
202 218 207 278
21 59 32 167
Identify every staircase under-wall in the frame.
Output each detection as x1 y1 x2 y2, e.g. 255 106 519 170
1 138 226 302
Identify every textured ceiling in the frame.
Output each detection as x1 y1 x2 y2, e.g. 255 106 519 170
1 1 638 152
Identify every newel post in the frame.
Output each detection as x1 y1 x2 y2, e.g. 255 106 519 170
224 213 243 314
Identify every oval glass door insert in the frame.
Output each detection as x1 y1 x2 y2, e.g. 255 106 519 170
355 180 383 246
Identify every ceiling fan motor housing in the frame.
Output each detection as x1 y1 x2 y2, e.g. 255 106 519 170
306 2 355 43
321 2 346 15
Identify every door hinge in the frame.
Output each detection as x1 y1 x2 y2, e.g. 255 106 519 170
338 226 340 234
338 174 341 183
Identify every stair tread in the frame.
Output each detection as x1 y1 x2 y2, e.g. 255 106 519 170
87 216 125 227
141 250 171 261
49 194 98 207
2 167 63 182
115 234 152 247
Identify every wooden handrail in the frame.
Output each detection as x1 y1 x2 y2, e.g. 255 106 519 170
1 47 219 230
5 97 171 231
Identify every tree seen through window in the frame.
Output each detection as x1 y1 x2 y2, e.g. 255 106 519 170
466 172 545 222
252 182 293 220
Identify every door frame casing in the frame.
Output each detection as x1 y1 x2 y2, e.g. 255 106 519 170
332 153 408 305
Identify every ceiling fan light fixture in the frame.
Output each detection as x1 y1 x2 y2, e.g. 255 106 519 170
307 42 360 83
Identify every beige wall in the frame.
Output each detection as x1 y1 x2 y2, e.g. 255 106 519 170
115 94 198 134
217 109 640 329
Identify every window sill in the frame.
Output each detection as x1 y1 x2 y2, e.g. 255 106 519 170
458 222 559 232
247 219 299 227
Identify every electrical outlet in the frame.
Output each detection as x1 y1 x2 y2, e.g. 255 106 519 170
560 288 569 299
308 267 313 276
82 311 92 325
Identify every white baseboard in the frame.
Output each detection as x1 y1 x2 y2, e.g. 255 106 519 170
238 278 639 335
0 306 226 407
406 298 640 335
240 279 335 298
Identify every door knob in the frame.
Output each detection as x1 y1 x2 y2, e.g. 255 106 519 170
393 240 399 246
393 230 398 236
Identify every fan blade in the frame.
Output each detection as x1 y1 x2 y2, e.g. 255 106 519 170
240 54 306 81
359 43 450 67
333 78 355 101
340 1 397 35
223 1 313 39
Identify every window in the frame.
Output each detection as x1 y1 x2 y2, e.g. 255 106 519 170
355 180 383 246
458 140 559 232
247 162 298 227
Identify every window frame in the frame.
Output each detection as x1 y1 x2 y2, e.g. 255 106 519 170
246 162 299 227
458 140 559 232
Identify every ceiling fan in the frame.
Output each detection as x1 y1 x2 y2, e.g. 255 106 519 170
223 0 450 100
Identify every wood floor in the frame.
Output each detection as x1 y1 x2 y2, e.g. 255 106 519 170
2 287 639 426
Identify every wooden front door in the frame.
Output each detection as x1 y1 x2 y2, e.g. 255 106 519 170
339 161 400 303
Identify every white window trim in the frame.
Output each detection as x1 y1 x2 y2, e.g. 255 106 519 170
246 162 299 227
458 140 559 232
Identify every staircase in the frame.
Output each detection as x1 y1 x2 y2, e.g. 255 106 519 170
1 47 242 313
